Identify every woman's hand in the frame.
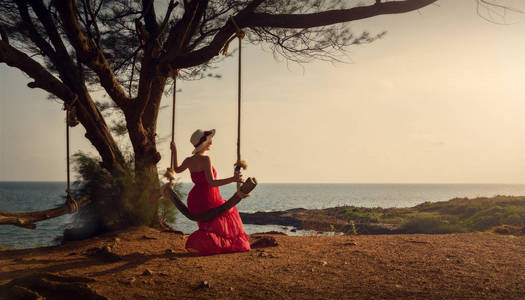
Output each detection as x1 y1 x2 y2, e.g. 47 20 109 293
233 171 243 183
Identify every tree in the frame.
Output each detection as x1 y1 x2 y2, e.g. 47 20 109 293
0 0 438 230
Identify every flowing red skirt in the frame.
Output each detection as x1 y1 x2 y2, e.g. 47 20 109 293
185 168 250 255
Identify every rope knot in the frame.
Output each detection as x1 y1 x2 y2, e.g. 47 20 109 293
164 168 176 181
66 191 79 213
221 16 245 56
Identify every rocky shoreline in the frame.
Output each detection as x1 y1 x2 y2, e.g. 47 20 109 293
239 196 525 236
240 208 403 235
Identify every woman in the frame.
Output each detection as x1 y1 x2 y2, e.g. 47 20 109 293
171 129 251 255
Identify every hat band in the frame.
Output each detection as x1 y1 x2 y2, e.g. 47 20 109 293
194 131 213 149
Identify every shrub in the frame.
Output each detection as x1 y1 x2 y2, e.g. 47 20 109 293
64 152 183 241
400 216 464 234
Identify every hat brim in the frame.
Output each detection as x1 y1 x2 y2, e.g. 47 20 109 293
192 129 215 154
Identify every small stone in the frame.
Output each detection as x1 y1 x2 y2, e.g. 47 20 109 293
143 269 153 276
128 277 136 284
321 261 328 266
159 272 169 277
344 241 358 246
310 268 315 272
165 249 175 254
228 287 234 292
395 284 402 288
200 280 210 288
103 245 112 253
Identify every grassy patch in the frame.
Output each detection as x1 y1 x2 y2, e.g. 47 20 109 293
330 196 525 234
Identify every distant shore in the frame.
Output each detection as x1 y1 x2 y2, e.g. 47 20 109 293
240 195 525 236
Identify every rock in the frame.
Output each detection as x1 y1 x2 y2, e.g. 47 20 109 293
128 277 136 285
114 237 121 243
321 261 328 266
344 241 358 246
142 269 153 276
199 280 210 288
250 236 278 248
142 235 157 240
229 287 234 292
159 272 169 277
165 249 175 254
85 245 121 262
251 231 288 235
291 229 297 232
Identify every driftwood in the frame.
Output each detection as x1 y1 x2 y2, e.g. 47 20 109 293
0 196 91 229
163 177 257 222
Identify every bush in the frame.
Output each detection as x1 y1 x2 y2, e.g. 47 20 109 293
64 152 183 241
400 216 464 234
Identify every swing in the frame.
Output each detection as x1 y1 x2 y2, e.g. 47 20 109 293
0 99 89 229
157 17 257 223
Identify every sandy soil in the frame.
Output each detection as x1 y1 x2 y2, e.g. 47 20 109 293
1 227 525 299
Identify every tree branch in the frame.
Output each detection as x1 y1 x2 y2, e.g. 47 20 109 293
141 0 158 35
0 40 77 103
162 0 437 72
160 0 209 72
85 0 102 46
0 23 9 44
56 0 130 108
245 0 438 28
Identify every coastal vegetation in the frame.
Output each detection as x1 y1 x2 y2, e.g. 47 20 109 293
240 196 525 235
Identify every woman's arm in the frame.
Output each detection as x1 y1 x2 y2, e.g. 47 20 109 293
171 142 188 173
204 156 242 187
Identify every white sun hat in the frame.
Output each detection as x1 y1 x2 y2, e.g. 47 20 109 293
191 129 216 154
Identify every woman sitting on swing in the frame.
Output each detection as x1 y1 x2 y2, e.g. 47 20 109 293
170 129 251 255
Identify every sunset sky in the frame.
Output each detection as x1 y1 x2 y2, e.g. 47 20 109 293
1 0 525 183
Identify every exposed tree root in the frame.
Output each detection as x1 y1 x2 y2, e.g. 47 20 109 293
0 272 106 300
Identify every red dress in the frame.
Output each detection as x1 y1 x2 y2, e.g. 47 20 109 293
185 166 251 255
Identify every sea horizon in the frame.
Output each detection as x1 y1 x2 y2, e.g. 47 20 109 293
1 180 524 185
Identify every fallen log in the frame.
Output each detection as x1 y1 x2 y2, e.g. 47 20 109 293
0 196 91 229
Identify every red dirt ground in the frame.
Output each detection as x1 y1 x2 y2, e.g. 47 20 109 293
1 227 524 299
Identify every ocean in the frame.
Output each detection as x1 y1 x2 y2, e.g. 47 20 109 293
2 182 525 249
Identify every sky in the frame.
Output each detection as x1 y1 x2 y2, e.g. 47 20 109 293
1 0 525 184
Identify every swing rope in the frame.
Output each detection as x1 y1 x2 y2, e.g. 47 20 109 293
164 69 178 184
164 2 201 183
231 17 249 197
152 15 257 220
63 99 79 213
